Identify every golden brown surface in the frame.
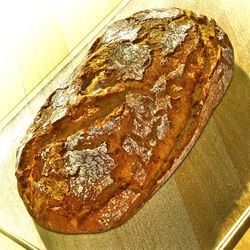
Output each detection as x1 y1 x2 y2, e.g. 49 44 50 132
15 8 234 233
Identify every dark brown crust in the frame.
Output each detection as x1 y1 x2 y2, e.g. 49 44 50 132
16 8 234 233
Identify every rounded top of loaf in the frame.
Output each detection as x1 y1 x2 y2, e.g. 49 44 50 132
16 8 234 233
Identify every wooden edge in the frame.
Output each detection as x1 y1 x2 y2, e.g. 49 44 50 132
215 206 250 250
0 228 40 250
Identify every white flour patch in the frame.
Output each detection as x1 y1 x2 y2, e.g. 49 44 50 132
122 137 152 163
103 20 141 44
161 21 193 55
109 43 151 81
65 142 115 200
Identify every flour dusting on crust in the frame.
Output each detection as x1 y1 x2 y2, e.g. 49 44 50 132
222 47 234 65
137 8 183 21
150 75 167 93
133 162 147 185
65 142 115 200
109 43 151 81
65 130 85 151
122 137 152 163
87 117 121 140
161 21 193 55
154 95 172 114
103 20 141 44
126 93 154 138
51 85 80 108
43 85 80 126
157 114 170 140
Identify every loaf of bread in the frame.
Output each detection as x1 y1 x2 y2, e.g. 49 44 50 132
16 8 234 233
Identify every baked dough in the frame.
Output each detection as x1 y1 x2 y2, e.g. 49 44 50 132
16 8 234 233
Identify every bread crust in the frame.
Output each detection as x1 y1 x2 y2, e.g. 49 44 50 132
16 8 234 233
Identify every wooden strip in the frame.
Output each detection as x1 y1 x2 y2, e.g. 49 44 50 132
0 228 40 250
216 206 250 250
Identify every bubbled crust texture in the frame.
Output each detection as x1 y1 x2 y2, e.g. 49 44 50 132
16 8 234 233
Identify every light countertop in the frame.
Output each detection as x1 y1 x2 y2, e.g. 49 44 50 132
0 0 249 249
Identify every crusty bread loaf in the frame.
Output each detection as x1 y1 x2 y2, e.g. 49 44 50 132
16 8 234 233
